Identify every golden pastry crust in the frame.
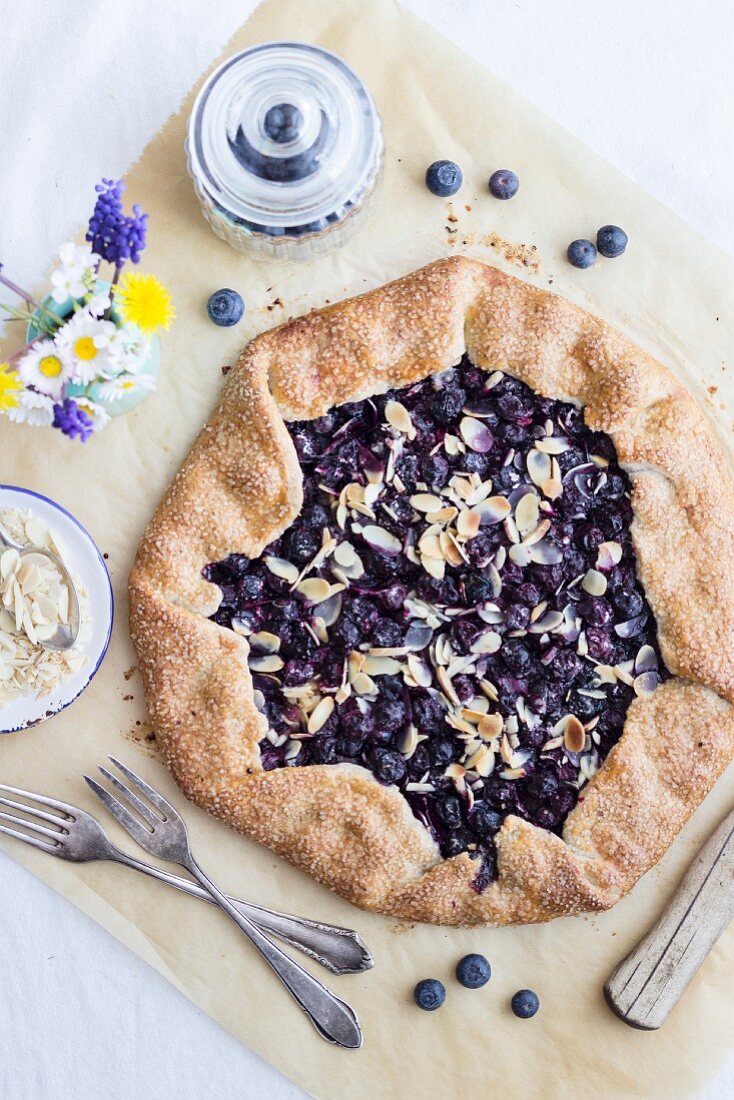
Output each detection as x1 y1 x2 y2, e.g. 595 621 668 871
130 257 734 925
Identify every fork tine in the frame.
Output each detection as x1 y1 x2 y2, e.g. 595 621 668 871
83 776 153 848
0 820 58 854
0 810 62 842
0 794 69 827
97 765 159 828
108 757 176 819
0 783 76 818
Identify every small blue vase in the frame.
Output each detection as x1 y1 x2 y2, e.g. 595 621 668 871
26 280 160 417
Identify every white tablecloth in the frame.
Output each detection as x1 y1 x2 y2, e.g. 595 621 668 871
1 2 732 1096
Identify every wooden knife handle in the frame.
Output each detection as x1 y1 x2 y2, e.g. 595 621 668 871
604 807 734 1029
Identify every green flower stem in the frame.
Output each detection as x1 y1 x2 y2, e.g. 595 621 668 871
0 270 39 309
103 264 123 321
0 300 68 333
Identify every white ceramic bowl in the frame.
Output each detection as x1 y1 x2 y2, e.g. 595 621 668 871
0 485 113 734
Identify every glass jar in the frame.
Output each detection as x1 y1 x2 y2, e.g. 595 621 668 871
186 41 384 263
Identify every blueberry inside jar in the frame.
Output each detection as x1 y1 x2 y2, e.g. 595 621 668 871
204 358 666 889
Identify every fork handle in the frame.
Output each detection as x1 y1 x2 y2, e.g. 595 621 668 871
112 850 371 975
182 851 363 1049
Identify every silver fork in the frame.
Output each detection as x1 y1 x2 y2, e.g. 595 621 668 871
85 758 363 1049
0 784 372 976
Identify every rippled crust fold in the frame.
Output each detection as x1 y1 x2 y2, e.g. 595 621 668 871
130 256 734 925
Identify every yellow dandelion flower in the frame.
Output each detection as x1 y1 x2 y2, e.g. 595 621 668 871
0 363 23 412
114 272 175 335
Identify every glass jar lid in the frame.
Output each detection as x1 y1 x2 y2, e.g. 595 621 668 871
188 42 383 235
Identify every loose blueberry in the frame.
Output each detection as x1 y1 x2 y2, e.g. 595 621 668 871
567 239 597 269
425 160 463 198
596 224 628 258
511 989 540 1018
456 953 491 989
207 288 244 327
414 978 446 1011
488 169 519 200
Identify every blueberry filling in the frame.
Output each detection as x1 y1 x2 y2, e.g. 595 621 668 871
204 358 666 888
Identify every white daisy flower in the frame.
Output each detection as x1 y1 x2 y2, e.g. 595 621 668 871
85 293 111 318
49 242 100 304
7 389 55 427
55 312 117 384
105 322 151 375
96 372 156 402
74 397 111 432
17 340 70 398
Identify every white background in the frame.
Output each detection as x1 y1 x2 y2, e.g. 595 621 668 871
1 2 733 1097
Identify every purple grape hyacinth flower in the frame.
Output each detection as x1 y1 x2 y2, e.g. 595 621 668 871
86 178 148 266
52 398 94 443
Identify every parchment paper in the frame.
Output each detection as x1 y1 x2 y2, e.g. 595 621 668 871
2 2 733 1096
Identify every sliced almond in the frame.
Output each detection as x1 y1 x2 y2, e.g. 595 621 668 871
635 644 658 673
528 539 563 565
475 495 511 526
527 449 552 487
398 724 419 756
466 744 495 777
406 653 433 688
362 525 402 556
515 492 540 536
362 655 404 676
307 696 335 733
563 715 586 753
441 531 465 566
385 399 416 438
363 481 383 508
596 540 623 570
352 671 377 695
508 543 532 567
445 762 467 781
436 666 461 706
540 457 563 501
581 568 607 596
410 493 444 513
249 654 284 673
465 480 493 507
503 515 520 545
264 556 299 583
418 533 444 560
249 631 281 654
421 555 445 580
535 437 569 454
449 475 474 501
296 577 332 604
470 630 502 654
317 592 343 627
634 671 660 698
479 678 500 703
460 416 493 453
614 662 636 687
478 713 503 740
456 509 481 540
426 506 458 524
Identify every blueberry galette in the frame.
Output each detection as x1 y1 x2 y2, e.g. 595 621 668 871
130 257 734 925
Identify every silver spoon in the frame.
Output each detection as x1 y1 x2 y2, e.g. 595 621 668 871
0 519 81 651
